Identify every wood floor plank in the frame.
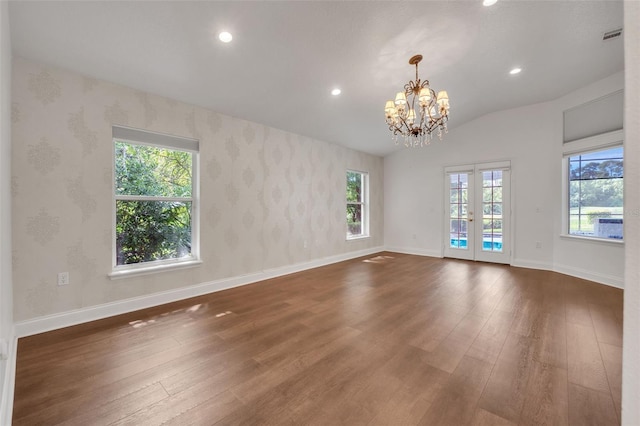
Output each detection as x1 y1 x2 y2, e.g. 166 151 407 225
12 253 623 425
568 383 618 426
113 375 234 425
14 382 169 426
162 390 244 426
566 321 610 393
589 303 623 347
519 361 569 426
466 309 515 365
532 312 568 369
564 278 596 327
471 408 516 426
229 327 362 403
418 356 494 425
599 342 622 422
477 333 535 423
420 313 489 373
58 383 169 426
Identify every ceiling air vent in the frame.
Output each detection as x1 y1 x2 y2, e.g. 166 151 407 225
603 28 623 41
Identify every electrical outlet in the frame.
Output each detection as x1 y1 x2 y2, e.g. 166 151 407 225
58 272 69 286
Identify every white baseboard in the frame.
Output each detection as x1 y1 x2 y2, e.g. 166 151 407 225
386 251 623 289
384 246 442 258
511 258 553 271
0 334 16 426
14 246 385 338
553 263 623 289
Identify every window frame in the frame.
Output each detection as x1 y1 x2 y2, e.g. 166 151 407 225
109 126 201 279
561 129 624 244
346 169 370 240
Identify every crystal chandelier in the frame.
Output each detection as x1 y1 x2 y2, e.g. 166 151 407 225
384 54 450 147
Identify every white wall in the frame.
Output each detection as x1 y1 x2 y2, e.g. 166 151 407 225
384 71 624 287
622 0 640 423
11 57 384 326
0 1 13 423
552 73 625 286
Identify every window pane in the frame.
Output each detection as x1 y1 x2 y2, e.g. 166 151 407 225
568 146 623 239
450 219 468 249
482 171 492 187
347 203 363 237
116 200 192 265
482 202 504 217
569 147 623 181
493 171 503 186
347 171 362 202
493 187 502 202
450 204 459 217
115 142 192 197
483 188 492 203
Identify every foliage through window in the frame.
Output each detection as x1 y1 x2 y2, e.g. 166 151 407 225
347 170 368 239
568 146 623 240
114 128 198 268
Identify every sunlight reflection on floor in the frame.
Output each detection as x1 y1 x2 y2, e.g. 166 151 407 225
127 303 228 329
363 255 395 264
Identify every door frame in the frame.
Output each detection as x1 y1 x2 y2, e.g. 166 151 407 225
442 160 513 264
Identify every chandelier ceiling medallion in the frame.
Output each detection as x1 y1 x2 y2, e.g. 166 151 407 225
384 54 450 148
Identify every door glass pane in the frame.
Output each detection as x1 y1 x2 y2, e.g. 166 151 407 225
493 187 503 202
482 171 493 187
449 173 469 249
483 188 492 202
481 170 503 252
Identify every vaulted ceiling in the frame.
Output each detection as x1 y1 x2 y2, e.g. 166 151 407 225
8 1 624 156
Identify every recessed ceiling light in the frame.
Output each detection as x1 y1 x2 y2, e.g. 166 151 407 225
331 88 341 96
509 67 522 75
218 31 233 43
483 0 498 6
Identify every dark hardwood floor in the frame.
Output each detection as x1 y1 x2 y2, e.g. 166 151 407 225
12 252 623 425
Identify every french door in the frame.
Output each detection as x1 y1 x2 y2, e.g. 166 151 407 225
443 162 511 264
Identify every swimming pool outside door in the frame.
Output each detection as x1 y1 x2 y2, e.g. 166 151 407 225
444 162 511 264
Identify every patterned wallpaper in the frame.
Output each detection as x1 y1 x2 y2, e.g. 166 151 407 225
11 57 384 321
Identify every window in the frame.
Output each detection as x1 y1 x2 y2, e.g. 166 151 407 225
112 126 199 273
568 145 623 240
346 170 369 239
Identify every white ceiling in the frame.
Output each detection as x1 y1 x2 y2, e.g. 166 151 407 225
8 1 624 157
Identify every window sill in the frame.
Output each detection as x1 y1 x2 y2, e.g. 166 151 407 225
108 259 203 280
559 234 624 246
346 235 370 242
